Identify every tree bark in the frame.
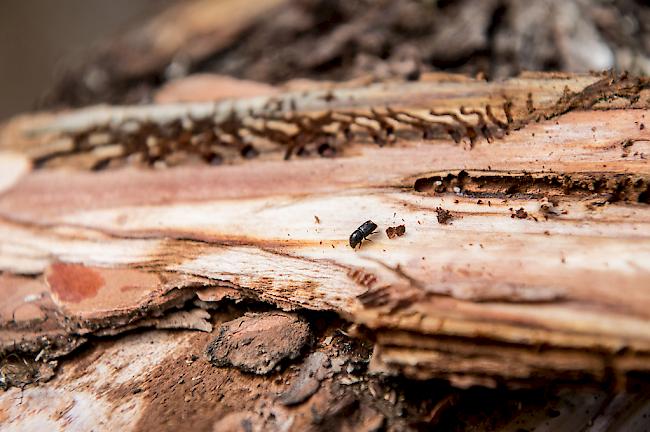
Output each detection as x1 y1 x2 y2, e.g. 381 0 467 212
1 72 650 387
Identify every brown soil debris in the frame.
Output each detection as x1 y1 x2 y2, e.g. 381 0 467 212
205 312 311 375
279 351 331 406
385 225 406 239
130 313 396 432
211 411 265 432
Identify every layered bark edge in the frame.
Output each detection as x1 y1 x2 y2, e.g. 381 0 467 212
1 71 650 387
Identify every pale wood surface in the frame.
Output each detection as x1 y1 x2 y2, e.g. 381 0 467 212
1 72 649 385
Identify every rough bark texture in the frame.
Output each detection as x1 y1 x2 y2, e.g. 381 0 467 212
2 1 650 428
2 72 650 387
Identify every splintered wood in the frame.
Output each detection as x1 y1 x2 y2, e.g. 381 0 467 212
1 72 650 387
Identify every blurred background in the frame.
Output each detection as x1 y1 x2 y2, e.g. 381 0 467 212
0 0 170 120
1 0 649 121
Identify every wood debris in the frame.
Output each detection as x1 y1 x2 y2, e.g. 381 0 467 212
385 225 406 239
205 312 311 375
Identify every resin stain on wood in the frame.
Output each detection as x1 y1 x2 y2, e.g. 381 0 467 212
46 262 104 303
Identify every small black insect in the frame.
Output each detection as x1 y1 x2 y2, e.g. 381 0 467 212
349 220 378 249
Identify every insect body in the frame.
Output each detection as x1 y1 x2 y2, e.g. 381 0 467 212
349 220 378 249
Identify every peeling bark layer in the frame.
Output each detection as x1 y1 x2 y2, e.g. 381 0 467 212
1 72 650 388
